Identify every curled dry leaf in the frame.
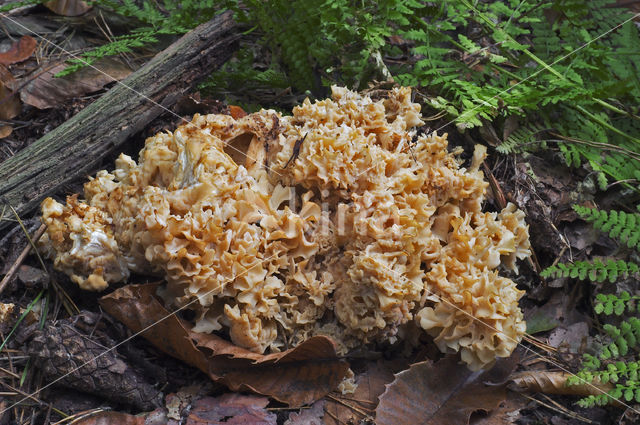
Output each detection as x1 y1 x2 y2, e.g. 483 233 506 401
0 35 37 66
99 283 349 407
0 65 21 120
0 125 12 139
228 104 247 119
20 59 131 109
471 392 525 425
185 393 277 425
509 370 613 398
376 355 519 425
45 0 92 16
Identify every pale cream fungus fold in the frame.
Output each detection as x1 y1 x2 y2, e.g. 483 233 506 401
40 87 530 370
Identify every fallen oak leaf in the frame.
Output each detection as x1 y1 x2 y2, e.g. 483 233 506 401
0 35 37 66
99 283 349 407
20 59 132 109
508 370 618 404
0 65 21 120
324 359 406 425
470 391 525 425
376 354 519 425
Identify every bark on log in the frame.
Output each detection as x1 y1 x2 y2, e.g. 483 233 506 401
0 11 239 231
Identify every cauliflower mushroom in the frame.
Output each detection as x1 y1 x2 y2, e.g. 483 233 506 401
40 87 531 370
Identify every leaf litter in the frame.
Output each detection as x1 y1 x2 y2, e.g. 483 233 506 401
376 354 520 425
0 35 37 66
0 64 22 120
99 283 350 407
20 58 132 109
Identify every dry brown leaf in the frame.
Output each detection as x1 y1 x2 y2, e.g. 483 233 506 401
548 322 589 353
471 392 525 425
20 59 131 109
72 394 276 425
99 283 349 407
324 359 403 425
70 411 146 425
0 125 12 138
376 355 519 425
228 104 247 119
44 0 92 16
0 65 21 120
0 35 37 66
502 115 520 144
509 370 613 398
285 400 325 425
185 393 277 425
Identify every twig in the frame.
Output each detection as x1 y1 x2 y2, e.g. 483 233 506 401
0 381 43 407
266 406 309 411
549 246 567 269
52 408 106 425
323 408 346 425
523 334 557 353
0 366 20 379
336 395 377 406
482 162 507 209
548 131 640 161
522 393 594 424
284 133 308 168
0 224 46 296
326 394 372 418
0 381 67 419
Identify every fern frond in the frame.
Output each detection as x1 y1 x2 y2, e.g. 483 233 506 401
573 205 640 250
540 259 639 283
496 124 547 154
595 292 640 316
59 0 226 74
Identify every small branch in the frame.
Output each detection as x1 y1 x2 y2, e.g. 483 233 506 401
0 224 45 296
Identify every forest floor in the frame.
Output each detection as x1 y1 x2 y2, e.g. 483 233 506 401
0 3 639 425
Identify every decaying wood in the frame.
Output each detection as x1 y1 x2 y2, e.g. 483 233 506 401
0 12 239 231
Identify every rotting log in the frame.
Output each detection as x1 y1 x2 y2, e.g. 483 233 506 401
0 11 239 231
